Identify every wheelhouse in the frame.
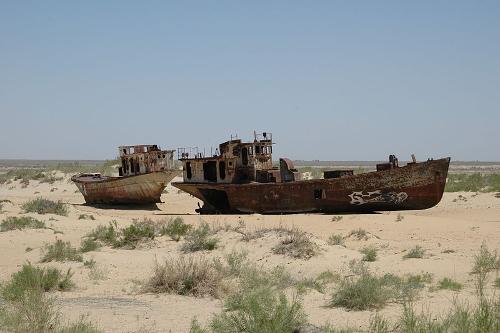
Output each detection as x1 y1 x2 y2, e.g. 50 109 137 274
178 132 301 184
118 145 175 176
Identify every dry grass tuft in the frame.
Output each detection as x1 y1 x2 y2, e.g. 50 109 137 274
143 256 226 298
272 229 320 260
361 246 378 262
327 233 345 246
403 245 426 259
348 228 369 240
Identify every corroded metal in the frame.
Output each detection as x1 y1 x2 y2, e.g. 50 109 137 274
173 133 451 214
72 145 179 204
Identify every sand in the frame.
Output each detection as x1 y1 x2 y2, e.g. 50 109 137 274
0 175 499 332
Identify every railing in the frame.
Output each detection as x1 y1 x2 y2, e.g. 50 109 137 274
253 131 272 142
177 147 202 160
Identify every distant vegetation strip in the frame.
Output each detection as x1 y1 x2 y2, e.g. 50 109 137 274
0 159 120 184
445 173 500 192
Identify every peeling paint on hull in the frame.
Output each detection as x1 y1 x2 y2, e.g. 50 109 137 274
72 171 180 204
172 158 450 214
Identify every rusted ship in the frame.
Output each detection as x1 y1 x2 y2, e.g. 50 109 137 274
72 145 180 204
172 132 450 214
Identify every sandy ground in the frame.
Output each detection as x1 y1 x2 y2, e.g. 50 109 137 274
0 176 499 332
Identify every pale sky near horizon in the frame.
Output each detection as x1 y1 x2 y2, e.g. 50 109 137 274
1 1 499 161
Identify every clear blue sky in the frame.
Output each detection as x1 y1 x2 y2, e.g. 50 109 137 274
1 1 499 161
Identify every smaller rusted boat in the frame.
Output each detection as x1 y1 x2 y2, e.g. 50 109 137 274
72 145 180 204
172 132 450 214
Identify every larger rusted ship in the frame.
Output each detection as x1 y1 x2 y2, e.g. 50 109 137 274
72 145 180 204
172 132 450 214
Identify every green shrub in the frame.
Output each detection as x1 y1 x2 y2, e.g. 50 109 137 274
330 270 393 310
22 198 68 216
0 289 102 333
0 289 60 333
209 288 307 333
143 256 225 297
79 238 101 253
403 245 426 259
471 244 500 297
327 233 345 246
1 263 73 302
398 296 500 333
361 246 378 262
272 229 319 260
295 270 338 294
160 216 192 241
438 277 463 291
317 271 340 284
85 222 119 246
329 262 425 311
212 250 250 278
233 265 294 298
471 243 499 274
182 222 219 252
215 252 295 311
114 221 155 249
1 216 46 231
78 214 95 220
405 272 433 287
494 277 500 288
40 239 83 262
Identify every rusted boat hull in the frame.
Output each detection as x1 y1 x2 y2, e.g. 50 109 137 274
172 158 450 214
72 171 180 204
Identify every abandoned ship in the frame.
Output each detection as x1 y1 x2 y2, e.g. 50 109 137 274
172 132 451 214
72 145 180 204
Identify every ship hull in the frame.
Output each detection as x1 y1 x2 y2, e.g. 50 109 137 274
72 171 180 204
172 158 450 214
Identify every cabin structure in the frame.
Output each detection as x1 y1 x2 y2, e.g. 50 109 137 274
177 132 301 184
118 145 175 177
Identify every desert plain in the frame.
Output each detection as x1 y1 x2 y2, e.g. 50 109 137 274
0 164 499 333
